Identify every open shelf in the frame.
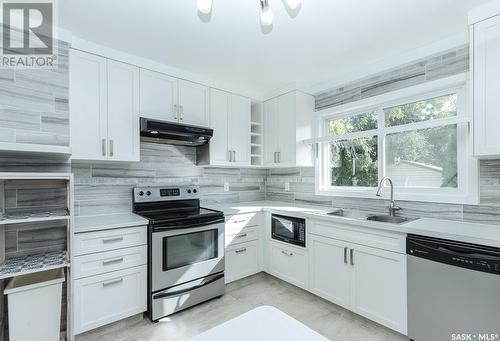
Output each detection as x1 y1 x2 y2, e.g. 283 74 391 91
0 250 69 280
0 209 70 225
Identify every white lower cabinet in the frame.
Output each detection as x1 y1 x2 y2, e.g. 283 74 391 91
309 235 351 308
350 244 407 334
269 242 308 289
73 265 147 334
225 240 259 283
309 231 407 335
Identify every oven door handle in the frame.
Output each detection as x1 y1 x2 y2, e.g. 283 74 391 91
152 217 225 232
152 273 224 299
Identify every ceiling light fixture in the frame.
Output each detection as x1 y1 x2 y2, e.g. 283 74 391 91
197 0 300 28
197 0 213 14
286 0 302 10
260 0 274 26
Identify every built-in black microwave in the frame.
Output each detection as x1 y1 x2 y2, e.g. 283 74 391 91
271 214 306 247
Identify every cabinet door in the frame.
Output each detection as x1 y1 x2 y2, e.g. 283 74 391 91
209 88 230 165
69 50 108 161
229 94 251 165
178 80 209 126
350 245 407 334
73 265 147 334
309 235 351 309
474 15 500 156
263 98 279 165
277 92 296 165
107 60 140 162
225 240 259 283
139 69 178 123
269 242 308 289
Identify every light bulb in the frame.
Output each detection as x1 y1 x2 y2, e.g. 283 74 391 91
197 0 213 14
260 0 273 26
286 0 302 10
260 8 274 25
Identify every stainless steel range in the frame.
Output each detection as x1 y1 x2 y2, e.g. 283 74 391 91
133 186 225 321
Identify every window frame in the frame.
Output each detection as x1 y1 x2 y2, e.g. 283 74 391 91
314 75 479 205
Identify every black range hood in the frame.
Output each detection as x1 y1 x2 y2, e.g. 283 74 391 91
140 117 213 147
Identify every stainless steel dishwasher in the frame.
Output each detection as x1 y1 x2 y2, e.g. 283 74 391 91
407 234 500 341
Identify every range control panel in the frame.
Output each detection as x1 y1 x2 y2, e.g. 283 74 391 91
133 186 199 203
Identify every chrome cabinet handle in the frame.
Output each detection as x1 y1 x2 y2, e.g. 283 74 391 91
236 233 248 238
109 139 114 157
102 236 124 244
174 104 178 120
281 250 293 256
232 151 236 162
350 248 354 266
101 138 106 156
273 152 276 163
228 150 232 162
278 151 281 163
102 257 124 266
344 247 348 264
102 278 123 287
235 248 247 254
180 105 184 121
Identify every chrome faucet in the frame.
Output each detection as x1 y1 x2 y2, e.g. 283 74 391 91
376 177 401 217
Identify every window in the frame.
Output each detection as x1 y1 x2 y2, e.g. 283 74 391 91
315 78 478 204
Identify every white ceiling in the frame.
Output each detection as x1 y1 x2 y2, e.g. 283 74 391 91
60 0 488 99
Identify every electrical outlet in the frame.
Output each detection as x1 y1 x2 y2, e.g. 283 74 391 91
224 182 229 192
285 182 290 192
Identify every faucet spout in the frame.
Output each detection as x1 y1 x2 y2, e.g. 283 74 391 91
376 177 400 216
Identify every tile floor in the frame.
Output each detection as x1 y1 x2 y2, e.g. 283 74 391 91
76 272 408 341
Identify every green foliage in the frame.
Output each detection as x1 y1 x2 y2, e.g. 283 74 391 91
328 94 458 188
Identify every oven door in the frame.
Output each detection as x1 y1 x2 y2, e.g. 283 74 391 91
151 220 225 292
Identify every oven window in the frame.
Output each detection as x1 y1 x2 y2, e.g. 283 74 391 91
162 229 218 271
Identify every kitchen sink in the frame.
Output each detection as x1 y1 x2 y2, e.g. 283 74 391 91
326 209 372 219
366 215 414 224
320 209 418 225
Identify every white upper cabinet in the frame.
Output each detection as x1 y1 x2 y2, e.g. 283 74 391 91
472 14 500 157
107 60 140 162
209 88 231 165
70 49 140 162
208 89 251 166
178 79 209 127
229 94 251 165
139 71 209 127
263 91 314 167
70 50 108 161
139 69 178 123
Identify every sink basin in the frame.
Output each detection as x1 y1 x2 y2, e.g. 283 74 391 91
366 215 411 224
325 209 372 220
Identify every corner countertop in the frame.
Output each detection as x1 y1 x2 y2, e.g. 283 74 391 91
74 212 149 233
205 201 500 248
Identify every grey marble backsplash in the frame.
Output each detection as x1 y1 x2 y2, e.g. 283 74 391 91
315 45 469 111
0 39 69 147
265 161 500 226
73 142 266 216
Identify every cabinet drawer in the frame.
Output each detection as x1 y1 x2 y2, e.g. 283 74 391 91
225 213 260 235
73 245 147 279
225 241 259 283
309 220 405 253
74 265 147 335
269 243 308 289
74 226 147 256
225 228 258 248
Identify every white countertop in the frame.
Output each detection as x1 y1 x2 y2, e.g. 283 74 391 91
74 212 149 233
206 201 500 248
